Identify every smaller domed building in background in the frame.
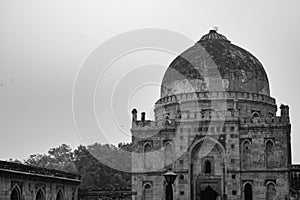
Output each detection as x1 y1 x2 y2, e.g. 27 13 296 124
131 30 300 200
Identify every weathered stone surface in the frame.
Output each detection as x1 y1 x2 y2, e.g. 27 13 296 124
161 30 270 98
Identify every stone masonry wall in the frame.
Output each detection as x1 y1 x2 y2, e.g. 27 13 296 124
0 173 79 200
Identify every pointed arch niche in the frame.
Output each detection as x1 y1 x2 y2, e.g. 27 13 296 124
242 139 251 169
36 188 44 200
164 141 174 168
189 137 225 199
11 185 21 200
144 142 153 170
266 182 276 200
56 189 64 200
143 183 153 200
266 139 275 168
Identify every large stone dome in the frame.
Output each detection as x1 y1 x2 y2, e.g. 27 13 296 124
161 30 270 97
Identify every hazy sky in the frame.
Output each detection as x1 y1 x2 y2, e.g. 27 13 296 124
1 0 300 162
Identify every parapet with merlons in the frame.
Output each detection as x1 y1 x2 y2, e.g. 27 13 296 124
131 119 175 131
239 116 290 128
155 91 276 108
131 110 240 131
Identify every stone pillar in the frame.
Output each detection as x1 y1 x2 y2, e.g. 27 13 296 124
132 108 137 122
141 112 146 122
280 104 289 117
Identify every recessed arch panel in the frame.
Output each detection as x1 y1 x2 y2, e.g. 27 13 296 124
266 182 276 200
56 189 64 200
143 183 153 200
11 185 21 200
36 188 44 200
244 183 253 200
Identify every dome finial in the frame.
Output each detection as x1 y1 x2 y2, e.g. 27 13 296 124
199 28 230 42
212 26 219 32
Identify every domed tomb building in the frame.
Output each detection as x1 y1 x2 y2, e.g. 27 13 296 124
131 30 295 200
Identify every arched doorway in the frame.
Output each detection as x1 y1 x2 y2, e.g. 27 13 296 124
200 186 218 200
36 189 44 200
266 182 276 200
56 190 63 200
244 183 253 200
143 183 153 200
11 186 21 200
190 138 225 200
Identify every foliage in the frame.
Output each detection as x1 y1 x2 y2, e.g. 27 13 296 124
15 142 132 190
7 158 22 164
24 144 77 173
75 143 132 189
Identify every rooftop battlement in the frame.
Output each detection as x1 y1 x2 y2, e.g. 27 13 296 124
131 110 239 131
179 109 239 120
239 116 290 126
132 111 290 130
291 165 300 171
155 91 276 108
131 119 175 131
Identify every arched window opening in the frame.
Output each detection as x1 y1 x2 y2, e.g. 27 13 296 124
36 189 44 200
266 182 276 200
143 184 153 200
252 111 260 118
266 140 275 168
165 143 173 167
56 190 63 200
11 186 21 200
244 183 253 200
243 141 251 168
144 143 152 169
164 113 171 125
205 160 212 174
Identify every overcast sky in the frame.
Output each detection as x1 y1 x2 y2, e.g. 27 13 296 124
1 0 300 163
